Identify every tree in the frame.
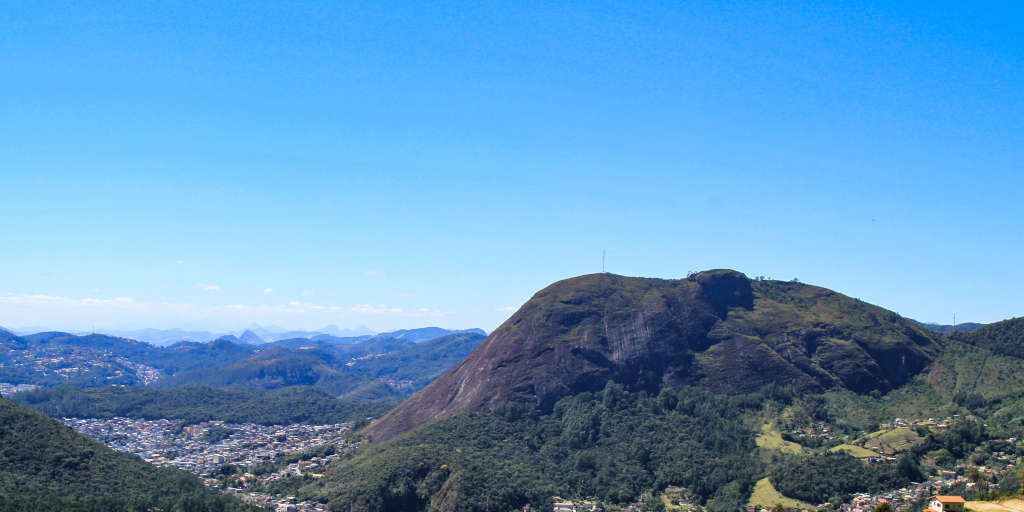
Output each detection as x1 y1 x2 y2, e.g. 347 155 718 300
896 454 923 482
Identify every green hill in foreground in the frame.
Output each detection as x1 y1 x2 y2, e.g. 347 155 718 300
0 396 255 512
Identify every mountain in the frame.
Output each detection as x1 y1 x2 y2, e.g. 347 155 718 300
374 327 487 344
238 329 264 344
0 332 165 387
912 320 986 335
155 347 366 395
949 317 1024 358
259 335 414 356
0 331 267 388
213 334 243 344
19 331 160 354
157 333 488 398
346 332 486 393
99 327 219 346
312 333 374 344
0 396 253 511
0 326 16 339
92 325 375 346
364 270 938 442
149 337 257 375
289 272 1024 512
246 325 376 342
319 324 376 337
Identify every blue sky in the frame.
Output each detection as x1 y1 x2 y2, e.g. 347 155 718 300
1 1 1021 332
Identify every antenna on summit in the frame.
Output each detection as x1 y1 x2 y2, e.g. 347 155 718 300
602 249 606 274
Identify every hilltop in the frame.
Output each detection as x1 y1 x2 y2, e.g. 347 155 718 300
365 270 938 441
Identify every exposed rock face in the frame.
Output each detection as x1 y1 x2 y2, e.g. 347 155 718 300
364 270 938 442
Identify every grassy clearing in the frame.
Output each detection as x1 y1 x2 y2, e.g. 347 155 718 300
756 424 803 455
661 494 696 512
747 477 815 509
966 499 1024 512
862 428 922 454
829 443 880 458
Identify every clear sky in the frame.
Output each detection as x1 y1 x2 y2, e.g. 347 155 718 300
1 1 1021 333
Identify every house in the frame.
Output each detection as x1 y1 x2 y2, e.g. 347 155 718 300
926 496 966 512
552 498 576 512
553 501 576 512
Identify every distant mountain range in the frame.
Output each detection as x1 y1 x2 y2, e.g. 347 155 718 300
156 331 486 398
0 324 486 347
87 324 377 346
0 326 486 401
380 327 486 343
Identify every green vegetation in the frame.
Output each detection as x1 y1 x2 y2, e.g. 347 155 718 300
153 334 483 398
11 385 391 425
154 348 366 395
767 452 917 504
829 444 881 457
0 397 256 511
953 318 1024 359
755 423 804 455
862 428 923 454
747 478 814 509
294 384 806 512
912 419 989 462
202 424 234 443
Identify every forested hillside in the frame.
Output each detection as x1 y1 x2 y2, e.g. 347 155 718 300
298 384 769 512
951 317 1024 358
0 396 256 511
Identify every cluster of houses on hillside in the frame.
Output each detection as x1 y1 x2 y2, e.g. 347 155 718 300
0 382 38 396
0 347 160 385
881 417 958 431
63 416 350 511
